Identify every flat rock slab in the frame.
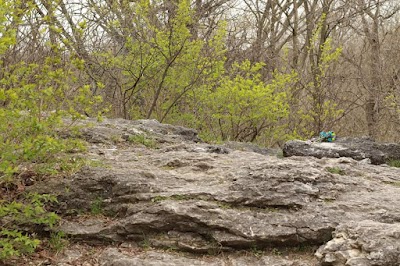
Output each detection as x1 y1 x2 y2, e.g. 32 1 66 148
283 137 400 164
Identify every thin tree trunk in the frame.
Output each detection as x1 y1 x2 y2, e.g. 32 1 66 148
360 0 381 140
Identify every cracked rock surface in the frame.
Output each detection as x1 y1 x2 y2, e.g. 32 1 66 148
30 118 400 265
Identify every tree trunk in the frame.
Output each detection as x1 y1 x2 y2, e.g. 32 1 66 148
360 0 381 140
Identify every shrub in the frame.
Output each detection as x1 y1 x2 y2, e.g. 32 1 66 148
0 1 104 260
196 60 297 145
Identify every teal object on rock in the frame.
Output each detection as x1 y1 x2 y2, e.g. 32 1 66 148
319 131 336 142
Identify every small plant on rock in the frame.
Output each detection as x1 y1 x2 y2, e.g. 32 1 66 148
90 197 103 215
128 134 157 148
387 159 400 168
48 231 68 254
250 245 263 257
151 196 168 203
139 238 151 250
271 247 282 256
326 167 345 175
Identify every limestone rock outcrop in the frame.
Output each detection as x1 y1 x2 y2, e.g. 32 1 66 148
28 118 400 266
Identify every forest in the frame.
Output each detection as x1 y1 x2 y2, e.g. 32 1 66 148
1 0 400 261
2 0 400 145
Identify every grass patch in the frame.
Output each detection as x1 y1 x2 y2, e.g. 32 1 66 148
326 167 345 175
390 182 400 187
276 150 284 158
250 245 264 257
90 197 103 215
382 180 400 187
151 196 169 203
387 159 400 168
128 134 157 148
87 159 109 168
217 202 232 209
138 238 152 249
170 194 191 201
48 231 68 254
161 165 176 170
323 198 335 203
111 135 123 144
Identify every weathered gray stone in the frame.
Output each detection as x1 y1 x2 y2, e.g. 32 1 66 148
77 118 201 145
316 220 400 265
223 141 280 156
27 118 400 265
283 137 400 164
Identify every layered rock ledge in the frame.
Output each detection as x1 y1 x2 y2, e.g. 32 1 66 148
27 118 400 266
283 137 400 164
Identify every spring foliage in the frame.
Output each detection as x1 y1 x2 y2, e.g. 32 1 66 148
0 1 103 183
196 60 297 144
0 193 59 260
0 1 102 260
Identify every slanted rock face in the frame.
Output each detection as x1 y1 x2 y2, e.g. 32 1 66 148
283 137 400 164
30 119 400 265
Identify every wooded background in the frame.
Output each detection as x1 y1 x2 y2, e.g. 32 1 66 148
2 0 400 146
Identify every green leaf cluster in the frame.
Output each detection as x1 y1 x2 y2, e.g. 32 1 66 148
0 1 103 260
0 4 103 184
128 134 157 148
0 193 60 260
0 60 98 182
196 60 297 145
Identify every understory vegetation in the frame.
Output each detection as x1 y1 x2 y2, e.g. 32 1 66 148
1 0 400 262
0 1 102 261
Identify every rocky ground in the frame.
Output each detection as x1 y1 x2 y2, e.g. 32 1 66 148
12 118 400 265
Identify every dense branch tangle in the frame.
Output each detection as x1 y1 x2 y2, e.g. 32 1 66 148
4 0 400 143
